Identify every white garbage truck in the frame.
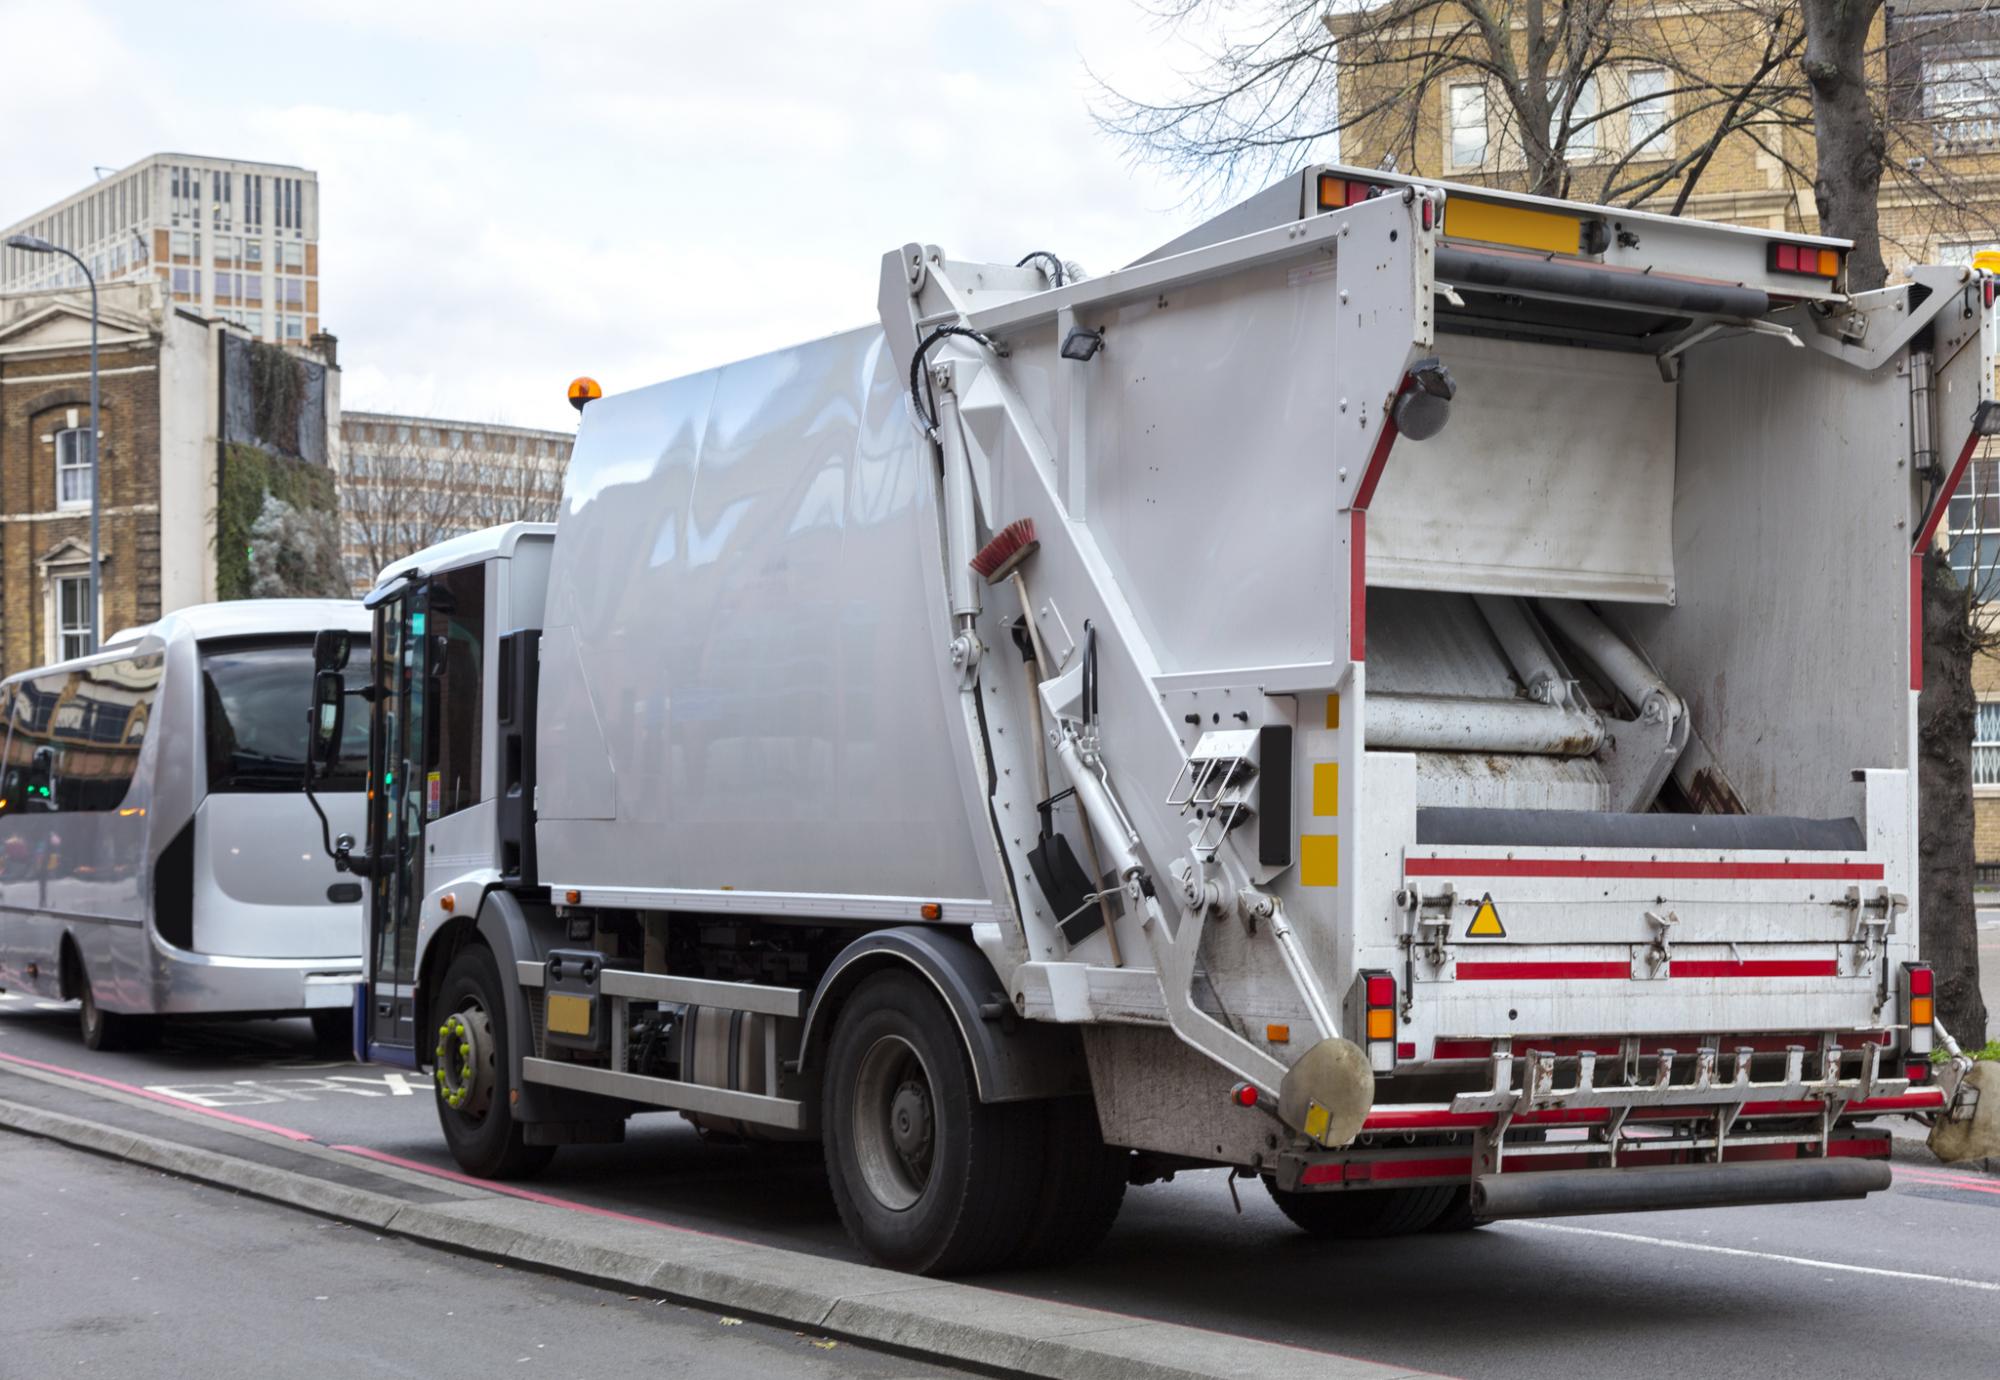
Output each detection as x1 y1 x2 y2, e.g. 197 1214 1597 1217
307 165 1996 1274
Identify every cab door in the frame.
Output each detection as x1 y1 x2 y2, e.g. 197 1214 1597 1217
366 587 429 1055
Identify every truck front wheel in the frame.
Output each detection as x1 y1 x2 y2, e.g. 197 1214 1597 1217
822 971 1045 1275
1264 1179 1456 1238
432 944 555 1180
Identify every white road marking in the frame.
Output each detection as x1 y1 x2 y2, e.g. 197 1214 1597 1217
1515 1221 2000 1292
142 1072 424 1107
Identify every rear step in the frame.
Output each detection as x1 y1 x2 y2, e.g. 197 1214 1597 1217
1470 1157 1890 1220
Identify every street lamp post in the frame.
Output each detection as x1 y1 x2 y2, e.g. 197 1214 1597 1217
5 233 99 654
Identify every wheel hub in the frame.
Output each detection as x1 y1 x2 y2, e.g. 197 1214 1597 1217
889 1080 932 1162
434 1006 494 1119
851 1034 937 1212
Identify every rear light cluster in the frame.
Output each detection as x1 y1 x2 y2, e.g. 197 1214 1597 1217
1767 241 1842 279
1316 174 1434 230
1904 962 1934 1059
1359 970 1400 1072
1318 173 1385 211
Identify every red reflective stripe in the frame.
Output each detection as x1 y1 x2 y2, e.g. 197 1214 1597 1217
1299 1162 1345 1185
1828 1137 1891 1158
1850 1091 1946 1113
1914 429 1982 553
1406 857 1884 881
1349 510 1367 662
1351 410 1399 511
1368 1155 1473 1181
1668 960 1841 979
1455 961 1630 981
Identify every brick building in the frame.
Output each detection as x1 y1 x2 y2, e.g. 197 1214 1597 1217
0 277 338 676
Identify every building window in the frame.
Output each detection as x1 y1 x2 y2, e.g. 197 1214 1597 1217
55 428 92 510
1550 76 1599 159
1449 84 1488 167
56 575 94 661
1927 56 2000 150
245 241 262 263
281 241 303 270
1978 702 2000 788
1629 68 1669 156
1948 455 2000 599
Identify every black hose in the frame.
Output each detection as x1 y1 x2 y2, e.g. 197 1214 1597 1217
1015 250 1066 288
907 324 1000 435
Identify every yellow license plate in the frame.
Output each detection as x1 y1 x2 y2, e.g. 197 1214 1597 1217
545 991 594 1037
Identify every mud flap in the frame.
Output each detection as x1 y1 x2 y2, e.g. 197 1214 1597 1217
1930 1062 2000 1163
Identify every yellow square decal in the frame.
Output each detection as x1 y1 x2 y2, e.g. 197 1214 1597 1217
1304 1101 1332 1143
1312 762 1339 817
546 992 594 1037
1301 834 1339 887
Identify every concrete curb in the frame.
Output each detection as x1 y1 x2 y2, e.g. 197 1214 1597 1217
0 1097 1437 1380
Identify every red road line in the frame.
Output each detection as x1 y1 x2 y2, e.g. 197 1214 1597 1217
1894 1168 2000 1197
330 1143 729 1238
1405 858 1884 881
0 1049 315 1142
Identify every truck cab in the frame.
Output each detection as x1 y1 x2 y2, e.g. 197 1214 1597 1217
344 523 553 1061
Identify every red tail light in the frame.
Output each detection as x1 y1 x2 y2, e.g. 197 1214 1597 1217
1768 241 1842 279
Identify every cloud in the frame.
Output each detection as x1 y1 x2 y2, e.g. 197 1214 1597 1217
3 1 1219 431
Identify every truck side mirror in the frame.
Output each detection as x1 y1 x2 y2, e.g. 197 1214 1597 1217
311 669 346 772
312 628 353 673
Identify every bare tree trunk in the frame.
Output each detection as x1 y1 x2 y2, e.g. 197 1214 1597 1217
1800 0 1887 291
1920 549 1992 1043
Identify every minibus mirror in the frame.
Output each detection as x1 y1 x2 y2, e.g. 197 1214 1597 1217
311 669 346 770
312 628 353 673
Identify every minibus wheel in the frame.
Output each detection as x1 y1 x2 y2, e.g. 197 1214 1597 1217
74 956 149 1052
432 943 555 1180
821 970 1045 1274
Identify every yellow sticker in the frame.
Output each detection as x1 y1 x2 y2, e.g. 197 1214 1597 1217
1303 1100 1332 1144
1467 893 1505 938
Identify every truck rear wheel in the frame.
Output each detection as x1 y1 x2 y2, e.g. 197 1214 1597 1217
1424 1187 1489 1233
433 944 555 1180
1007 1095 1128 1268
822 971 1045 1275
1264 1179 1456 1238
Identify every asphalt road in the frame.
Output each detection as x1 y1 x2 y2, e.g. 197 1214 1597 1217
4 997 1999 1380
0 1136 959 1379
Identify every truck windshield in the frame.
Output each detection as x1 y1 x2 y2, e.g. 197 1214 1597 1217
202 639 370 793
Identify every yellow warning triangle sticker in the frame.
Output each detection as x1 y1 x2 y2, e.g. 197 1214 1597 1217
1467 894 1505 938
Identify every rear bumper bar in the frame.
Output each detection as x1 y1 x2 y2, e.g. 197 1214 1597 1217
1470 1157 1891 1220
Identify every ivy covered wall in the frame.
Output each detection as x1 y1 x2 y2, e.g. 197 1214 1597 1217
215 338 342 600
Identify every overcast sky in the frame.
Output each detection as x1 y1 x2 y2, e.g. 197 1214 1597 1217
0 1 1281 433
